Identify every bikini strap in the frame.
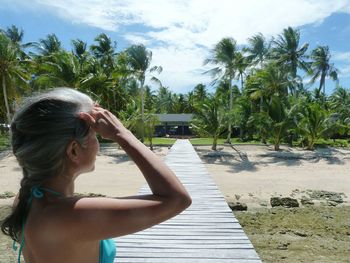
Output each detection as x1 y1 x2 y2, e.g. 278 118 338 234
13 186 62 263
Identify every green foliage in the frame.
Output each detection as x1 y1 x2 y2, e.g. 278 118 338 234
191 95 228 150
297 103 328 150
144 137 176 145
0 132 10 150
0 23 348 151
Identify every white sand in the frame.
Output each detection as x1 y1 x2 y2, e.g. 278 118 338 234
0 145 169 205
195 145 350 208
1 143 349 208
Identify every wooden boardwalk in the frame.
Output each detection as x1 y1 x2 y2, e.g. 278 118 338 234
114 139 261 262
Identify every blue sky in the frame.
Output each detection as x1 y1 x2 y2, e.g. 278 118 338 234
1 0 350 95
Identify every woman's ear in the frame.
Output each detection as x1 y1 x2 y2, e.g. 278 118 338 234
66 140 80 164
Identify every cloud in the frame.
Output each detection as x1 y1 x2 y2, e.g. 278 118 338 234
4 0 350 91
146 45 212 93
333 51 350 61
338 65 350 78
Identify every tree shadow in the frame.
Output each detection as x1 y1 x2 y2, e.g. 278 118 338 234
258 147 347 165
195 144 349 174
196 150 258 173
98 151 131 165
0 149 11 161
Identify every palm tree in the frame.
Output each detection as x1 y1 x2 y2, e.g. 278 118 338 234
245 33 270 110
234 51 249 90
125 44 162 142
36 34 62 55
156 86 173 113
71 39 88 67
266 96 293 151
144 113 160 150
245 32 270 68
90 33 116 76
247 62 289 101
272 27 309 95
0 33 29 123
193 83 207 103
298 103 327 150
191 95 227 150
329 86 350 112
184 91 196 113
309 45 338 98
329 86 350 137
34 50 82 89
204 37 238 143
2 25 34 59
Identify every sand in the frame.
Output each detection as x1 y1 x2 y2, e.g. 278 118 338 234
1 142 349 263
0 144 169 205
196 144 350 208
1 142 349 209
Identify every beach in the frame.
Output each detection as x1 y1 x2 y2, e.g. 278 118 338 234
1 142 349 262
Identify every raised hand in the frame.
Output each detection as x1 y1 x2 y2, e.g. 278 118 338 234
79 106 128 141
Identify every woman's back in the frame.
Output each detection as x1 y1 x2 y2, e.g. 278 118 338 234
22 194 102 263
2 88 191 262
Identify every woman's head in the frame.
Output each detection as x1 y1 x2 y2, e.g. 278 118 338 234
11 87 94 180
2 87 94 241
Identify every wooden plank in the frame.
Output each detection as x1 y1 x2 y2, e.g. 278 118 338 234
114 139 261 262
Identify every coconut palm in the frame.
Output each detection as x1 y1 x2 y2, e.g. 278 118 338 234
192 95 228 150
244 33 270 110
90 33 116 75
246 62 289 101
329 86 350 113
204 37 238 143
193 83 207 103
34 50 82 89
144 113 160 150
234 51 249 90
36 34 62 56
298 103 328 150
245 32 270 68
2 25 34 59
184 91 196 113
71 39 88 67
155 86 173 113
272 27 309 95
125 44 162 142
329 86 350 137
266 96 292 151
309 45 338 98
0 33 29 123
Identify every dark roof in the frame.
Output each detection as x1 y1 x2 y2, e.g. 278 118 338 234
153 114 193 122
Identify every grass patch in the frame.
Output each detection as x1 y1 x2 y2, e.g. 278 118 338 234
0 133 10 151
314 138 349 148
144 137 177 145
189 137 263 145
190 137 226 145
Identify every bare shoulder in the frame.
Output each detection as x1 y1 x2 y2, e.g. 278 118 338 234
37 194 190 242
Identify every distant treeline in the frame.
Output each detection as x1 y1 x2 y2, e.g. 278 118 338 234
0 25 349 150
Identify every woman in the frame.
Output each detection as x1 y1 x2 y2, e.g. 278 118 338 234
1 88 192 263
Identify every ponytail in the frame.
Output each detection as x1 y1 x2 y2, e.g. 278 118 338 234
1 87 93 241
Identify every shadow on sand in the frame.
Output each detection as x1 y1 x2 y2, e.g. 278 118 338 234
195 145 348 173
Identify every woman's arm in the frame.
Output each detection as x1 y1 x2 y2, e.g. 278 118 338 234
50 107 191 241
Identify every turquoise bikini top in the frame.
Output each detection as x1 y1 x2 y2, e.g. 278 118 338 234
13 186 116 263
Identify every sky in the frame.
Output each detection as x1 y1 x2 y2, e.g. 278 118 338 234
1 0 350 95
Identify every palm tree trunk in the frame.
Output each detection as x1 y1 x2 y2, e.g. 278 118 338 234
2 77 12 124
140 78 145 143
212 135 218 151
226 77 233 144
